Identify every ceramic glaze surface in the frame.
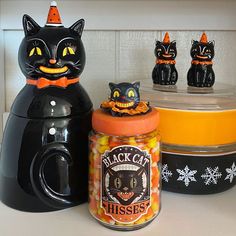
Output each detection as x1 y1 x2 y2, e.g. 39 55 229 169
0 2 93 212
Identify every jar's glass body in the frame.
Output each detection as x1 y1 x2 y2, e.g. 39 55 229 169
89 130 161 231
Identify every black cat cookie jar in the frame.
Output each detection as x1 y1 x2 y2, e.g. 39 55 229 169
152 32 178 85
0 1 93 212
89 82 161 231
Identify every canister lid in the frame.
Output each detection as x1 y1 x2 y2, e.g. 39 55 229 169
141 80 236 111
92 108 159 136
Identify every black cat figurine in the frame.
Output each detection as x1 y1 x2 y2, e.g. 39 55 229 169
152 32 178 85
100 82 150 117
187 32 215 87
0 2 93 212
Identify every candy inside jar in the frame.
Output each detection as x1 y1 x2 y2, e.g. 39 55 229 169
88 82 161 231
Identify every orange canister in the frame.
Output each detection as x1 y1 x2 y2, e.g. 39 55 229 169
89 82 161 231
141 80 236 194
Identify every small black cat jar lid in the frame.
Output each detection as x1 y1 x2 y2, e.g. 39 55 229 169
92 82 159 136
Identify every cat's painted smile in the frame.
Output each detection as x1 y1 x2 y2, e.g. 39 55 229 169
196 55 209 60
115 101 134 108
39 65 68 74
117 192 134 201
163 54 172 58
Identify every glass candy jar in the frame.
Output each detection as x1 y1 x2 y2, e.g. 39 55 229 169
89 108 161 231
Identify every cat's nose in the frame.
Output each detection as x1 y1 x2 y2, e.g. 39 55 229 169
123 187 128 191
49 59 57 64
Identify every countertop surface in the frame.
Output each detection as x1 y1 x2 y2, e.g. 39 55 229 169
0 186 235 236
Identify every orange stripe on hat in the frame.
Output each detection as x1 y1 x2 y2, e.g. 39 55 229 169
200 32 208 43
163 32 170 44
46 1 63 26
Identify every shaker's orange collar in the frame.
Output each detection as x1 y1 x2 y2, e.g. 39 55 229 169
26 77 79 89
156 59 176 65
192 60 213 65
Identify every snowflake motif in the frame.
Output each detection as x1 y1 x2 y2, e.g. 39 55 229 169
176 165 197 187
161 164 173 182
225 162 236 183
201 166 222 185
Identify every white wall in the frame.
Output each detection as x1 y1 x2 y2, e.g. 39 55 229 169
1 0 236 138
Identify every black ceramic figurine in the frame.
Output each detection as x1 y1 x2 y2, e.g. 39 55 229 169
0 1 93 212
187 32 215 87
101 82 150 117
152 32 178 85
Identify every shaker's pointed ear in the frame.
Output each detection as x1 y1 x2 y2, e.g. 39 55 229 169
191 40 198 45
171 40 176 47
109 82 116 91
155 40 161 46
69 19 85 37
132 81 140 90
23 14 41 36
209 40 215 46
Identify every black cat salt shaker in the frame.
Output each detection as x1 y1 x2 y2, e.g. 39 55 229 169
89 82 161 231
187 32 215 87
0 1 93 212
152 32 178 85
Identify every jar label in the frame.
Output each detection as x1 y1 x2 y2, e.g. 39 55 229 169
101 145 151 224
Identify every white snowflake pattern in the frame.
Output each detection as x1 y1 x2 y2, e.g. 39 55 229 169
225 162 236 183
176 165 197 187
161 164 173 182
201 166 222 185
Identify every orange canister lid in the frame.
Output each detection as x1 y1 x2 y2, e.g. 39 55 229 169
92 108 159 136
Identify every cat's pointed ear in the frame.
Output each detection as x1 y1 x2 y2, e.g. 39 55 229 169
209 40 215 46
132 81 140 90
109 82 117 91
155 40 161 46
171 40 176 47
191 40 198 45
69 19 85 37
108 169 116 176
23 14 41 36
137 168 144 176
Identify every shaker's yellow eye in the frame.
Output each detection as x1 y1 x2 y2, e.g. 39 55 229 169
29 47 42 57
62 47 75 57
128 90 135 97
113 91 120 98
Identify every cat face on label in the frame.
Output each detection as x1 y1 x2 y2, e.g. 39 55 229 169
155 41 177 60
109 82 140 109
107 168 146 205
18 15 85 79
191 40 215 61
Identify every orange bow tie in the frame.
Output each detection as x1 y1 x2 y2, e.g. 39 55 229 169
156 59 176 65
26 77 79 89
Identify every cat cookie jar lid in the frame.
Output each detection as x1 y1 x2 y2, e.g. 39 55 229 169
92 82 160 136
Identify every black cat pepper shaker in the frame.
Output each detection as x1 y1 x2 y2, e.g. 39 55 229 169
187 32 215 87
152 32 178 85
89 82 161 231
0 1 93 212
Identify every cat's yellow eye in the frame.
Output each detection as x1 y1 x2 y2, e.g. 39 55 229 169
68 47 75 55
29 47 42 57
114 178 122 189
62 47 75 57
113 90 120 98
36 47 42 55
128 90 135 98
130 177 137 188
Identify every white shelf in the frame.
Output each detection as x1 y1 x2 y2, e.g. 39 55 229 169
0 186 235 236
